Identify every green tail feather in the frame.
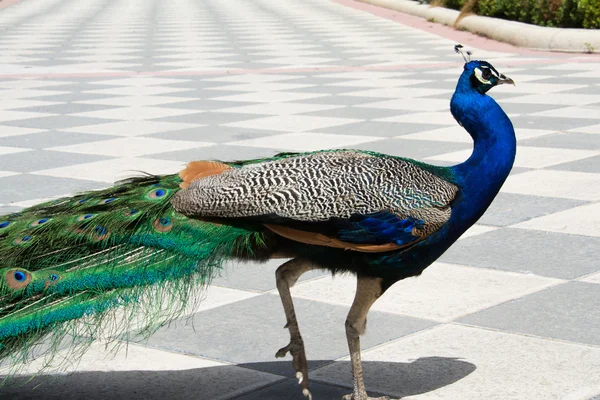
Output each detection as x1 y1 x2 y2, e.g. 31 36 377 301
0 173 266 372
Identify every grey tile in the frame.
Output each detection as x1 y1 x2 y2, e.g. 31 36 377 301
2 116 119 130
0 150 110 173
144 295 436 367
458 282 600 346
440 228 600 279
0 131 119 149
292 95 383 107
0 205 24 215
30 93 116 103
553 85 600 95
478 192 587 227
519 132 600 150
320 121 447 137
146 126 277 143
0 174 105 203
292 85 370 95
158 99 254 111
285 77 356 85
15 103 122 115
0 365 281 400
509 115 594 131
496 103 565 115
213 259 328 292
155 112 259 125
150 144 282 163
548 155 600 173
349 139 470 159
304 107 407 121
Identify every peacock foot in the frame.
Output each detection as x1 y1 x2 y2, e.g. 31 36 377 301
342 394 392 400
276 333 312 400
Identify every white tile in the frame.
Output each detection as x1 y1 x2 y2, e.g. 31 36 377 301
0 110 55 122
225 115 359 132
311 324 600 400
217 102 342 116
494 82 585 94
230 132 381 151
36 157 185 183
88 77 190 86
85 86 190 96
502 93 600 106
459 224 499 240
190 285 261 314
0 80 71 89
205 73 302 83
0 125 45 138
515 128 560 141
290 263 561 322
77 96 193 107
533 106 600 119
64 120 202 136
569 123 600 135
500 170 600 200
0 99 62 110
380 112 457 125
0 171 19 178
71 106 199 121
205 82 313 92
212 91 327 103
12 341 224 374
328 78 432 88
345 87 451 99
401 126 472 143
360 98 450 112
580 272 600 284
52 137 213 157
513 203 600 237
0 146 31 156
428 146 599 169
12 196 64 208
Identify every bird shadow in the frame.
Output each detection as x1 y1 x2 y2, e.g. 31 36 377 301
0 357 476 400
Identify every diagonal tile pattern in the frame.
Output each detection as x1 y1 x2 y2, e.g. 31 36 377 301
0 0 599 399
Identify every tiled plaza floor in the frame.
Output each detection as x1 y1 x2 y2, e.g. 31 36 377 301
0 0 599 399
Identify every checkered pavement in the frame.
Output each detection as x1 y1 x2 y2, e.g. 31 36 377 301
1 0 599 399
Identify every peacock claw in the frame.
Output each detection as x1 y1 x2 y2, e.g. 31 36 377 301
275 337 311 398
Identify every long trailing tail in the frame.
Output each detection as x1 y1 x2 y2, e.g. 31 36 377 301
0 173 266 372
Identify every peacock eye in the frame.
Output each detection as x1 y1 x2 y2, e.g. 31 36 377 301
482 68 492 80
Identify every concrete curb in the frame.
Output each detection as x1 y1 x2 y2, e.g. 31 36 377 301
357 0 600 53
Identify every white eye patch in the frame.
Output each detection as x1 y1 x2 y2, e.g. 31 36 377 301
474 67 498 84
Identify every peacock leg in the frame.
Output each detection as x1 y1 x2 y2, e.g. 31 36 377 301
275 257 319 400
342 276 392 400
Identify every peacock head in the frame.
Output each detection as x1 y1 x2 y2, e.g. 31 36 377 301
455 45 514 95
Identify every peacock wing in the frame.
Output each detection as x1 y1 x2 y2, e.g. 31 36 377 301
172 150 459 252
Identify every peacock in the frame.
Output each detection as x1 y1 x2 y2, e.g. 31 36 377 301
0 46 515 400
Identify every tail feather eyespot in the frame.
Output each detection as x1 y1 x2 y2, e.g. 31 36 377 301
98 197 118 205
153 217 173 232
13 235 32 245
5 268 32 290
148 188 169 200
29 218 51 228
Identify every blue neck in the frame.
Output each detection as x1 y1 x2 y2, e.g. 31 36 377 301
448 72 516 232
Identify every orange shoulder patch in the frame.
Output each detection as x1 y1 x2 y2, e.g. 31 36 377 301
179 161 232 189
264 224 403 253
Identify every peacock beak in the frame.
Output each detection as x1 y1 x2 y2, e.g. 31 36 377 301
498 73 515 86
